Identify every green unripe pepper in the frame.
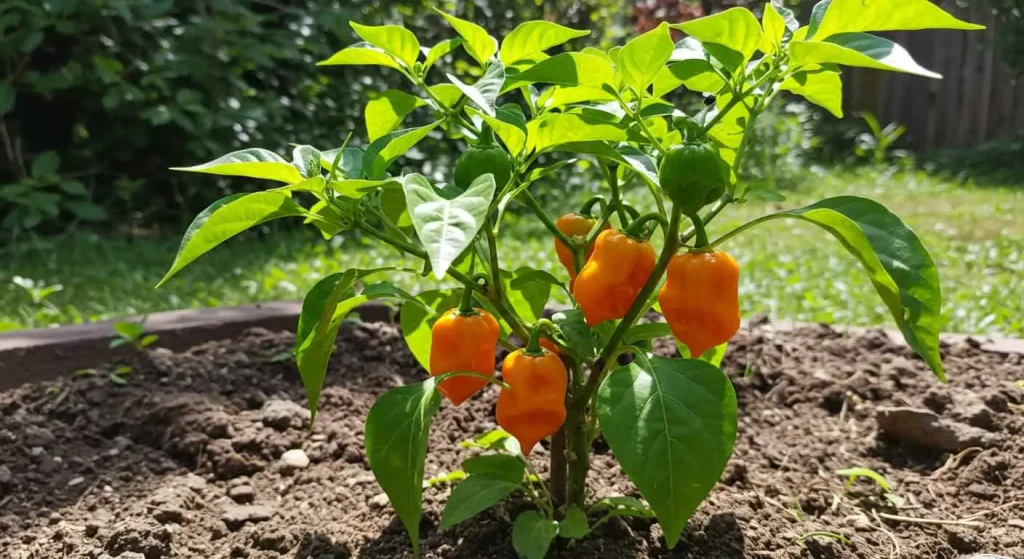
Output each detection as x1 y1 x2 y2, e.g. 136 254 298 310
453 127 514 189
657 142 728 216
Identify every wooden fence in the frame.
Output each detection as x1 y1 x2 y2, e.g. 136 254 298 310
840 2 1023 150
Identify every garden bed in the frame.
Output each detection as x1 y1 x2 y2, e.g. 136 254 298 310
1 319 1021 558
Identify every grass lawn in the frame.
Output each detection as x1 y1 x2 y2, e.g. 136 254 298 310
2 166 1021 336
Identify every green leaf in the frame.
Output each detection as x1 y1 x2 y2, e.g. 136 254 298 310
512 511 559 559
806 0 832 40
593 496 655 518
157 192 304 286
551 309 595 359
328 178 400 199
761 2 787 52
400 289 460 370
427 83 464 110
558 506 588 539
292 145 321 178
468 106 527 156
539 86 615 109
617 22 674 93
526 113 627 154
350 22 420 68
624 322 673 345
363 122 441 179
780 68 844 118
506 52 615 90
500 21 589 67
365 379 443 556
31 151 60 179
427 470 467 486
0 84 14 116
436 9 498 66
813 0 984 40
597 356 737 549
460 428 516 451
730 196 943 380
652 60 725 97
321 146 364 179
836 467 892 492
440 475 521 530
462 454 526 483
503 267 552 324
365 90 426 143
318 43 406 72
403 173 495 280
294 271 362 418
171 148 303 184
746 187 787 202
447 61 504 116
424 38 464 70
672 7 764 63
791 33 941 79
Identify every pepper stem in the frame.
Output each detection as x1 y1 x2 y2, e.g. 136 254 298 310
623 212 670 240
457 284 477 315
526 319 554 355
579 195 606 218
689 212 709 248
476 125 496 147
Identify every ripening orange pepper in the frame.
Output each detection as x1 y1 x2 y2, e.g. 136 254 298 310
658 250 741 358
496 348 568 455
429 307 500 406
539 338 560 354
554 213 598 288
572 229 656 326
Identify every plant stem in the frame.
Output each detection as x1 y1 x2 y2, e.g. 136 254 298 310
565 399 590 507
681 194 732 243
521 190 573 249
484 226 531 341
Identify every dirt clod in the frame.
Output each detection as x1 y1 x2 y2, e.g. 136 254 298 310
876 406 1001 450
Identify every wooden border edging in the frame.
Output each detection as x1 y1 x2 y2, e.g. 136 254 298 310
1 301 1021 391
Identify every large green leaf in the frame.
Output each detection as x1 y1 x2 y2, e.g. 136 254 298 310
780 68 843 118
806 0 832 40
403 173 495 280
512 511 559 559
461 454 525 482
424 38 464 71
597 356 737 549
447 61 504 116
502 267 552 324
294 271 366 418
170 148 302 184
500 21 589 66
318 43 406 72
505 52 615 90
617 22 674 93
813 0 984 40
538 86 615 109
363 122 441 179
436 10 498 66
291 145 321 179
728 196 944 380
791 33 941 79
467 106 527 156
328 178 401 199
551 309 595 359
350 22 420 68
320 146 364 179
671 7 764 63
365 379 443 556
365 90 426 143
652 60 725 97
526 113 627 154
439 475 521 530
157 192 304 286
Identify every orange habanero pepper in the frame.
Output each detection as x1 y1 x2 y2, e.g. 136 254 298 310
554 213 597 288
658 250 741 358
572 229 656 326
496 347 568 455
429 306 499 406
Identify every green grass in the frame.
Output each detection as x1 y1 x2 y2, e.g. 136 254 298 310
2 166 1021 336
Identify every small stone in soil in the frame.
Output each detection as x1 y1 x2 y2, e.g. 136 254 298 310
228 485 255 503
0 465 12 485
280 449 310 470
221 505 274 531
260 399 308 430
24 426 56 447
180 473 207 492
369 493 390 509
67 476 84 487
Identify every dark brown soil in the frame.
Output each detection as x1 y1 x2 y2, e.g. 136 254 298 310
1 320 1022 559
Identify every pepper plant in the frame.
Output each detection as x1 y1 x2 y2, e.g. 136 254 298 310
158 1 981 556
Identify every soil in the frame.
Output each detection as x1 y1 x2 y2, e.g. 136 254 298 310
1 319 1022 559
